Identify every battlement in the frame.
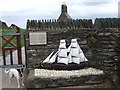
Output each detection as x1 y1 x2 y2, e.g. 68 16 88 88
26 18 120 30
26 19 93 30
94 18 120 28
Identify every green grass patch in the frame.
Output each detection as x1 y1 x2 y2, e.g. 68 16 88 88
0 29 26 54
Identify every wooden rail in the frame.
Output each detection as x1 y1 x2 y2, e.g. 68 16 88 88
1 26 22 65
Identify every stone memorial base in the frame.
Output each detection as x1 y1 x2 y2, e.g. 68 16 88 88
26 67 112 88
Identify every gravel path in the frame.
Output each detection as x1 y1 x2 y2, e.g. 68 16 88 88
1 68 18 88
0 47 26 88
0 67 26 88
35 67 104 78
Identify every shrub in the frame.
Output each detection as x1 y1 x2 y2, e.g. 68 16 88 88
89 61 97 67
99 60 104 65
90 36 97 43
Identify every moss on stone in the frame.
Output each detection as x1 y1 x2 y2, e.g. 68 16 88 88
90 36 97 43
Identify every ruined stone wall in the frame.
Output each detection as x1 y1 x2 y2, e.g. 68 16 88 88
26 18 120 30
25 18 120 89
94 18 120 28
26 19 93 30
26 28 120 70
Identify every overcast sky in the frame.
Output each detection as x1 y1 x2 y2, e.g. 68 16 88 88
0 0 119 29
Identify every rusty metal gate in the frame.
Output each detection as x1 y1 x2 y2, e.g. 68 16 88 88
0 26 27 68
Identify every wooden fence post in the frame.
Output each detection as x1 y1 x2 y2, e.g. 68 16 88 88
24 33 28 68
16 26 22 64
2 48 6 65
10 50 13 65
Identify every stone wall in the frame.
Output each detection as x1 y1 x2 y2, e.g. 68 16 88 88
26 18 120 30
94 18 120 28
26 19 93 30
27 73 108 88
26 28 120 70
25 18 120 89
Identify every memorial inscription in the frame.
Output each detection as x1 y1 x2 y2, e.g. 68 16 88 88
29 32 47 45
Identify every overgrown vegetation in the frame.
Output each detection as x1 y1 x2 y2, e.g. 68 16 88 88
90 36 97 43
89 33 97 43
33 61 44 69
84 32 97 44
99 60 104 65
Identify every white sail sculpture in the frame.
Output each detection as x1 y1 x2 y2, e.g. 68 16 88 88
68 39 88 64
57 39 68 65
43 39 88 65
49 51 58 63
43 51 54 63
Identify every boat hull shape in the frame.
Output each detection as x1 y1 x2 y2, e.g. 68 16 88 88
43 61 88 70
43 39 89 70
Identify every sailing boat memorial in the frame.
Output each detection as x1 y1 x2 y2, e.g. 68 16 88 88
43 39 88 70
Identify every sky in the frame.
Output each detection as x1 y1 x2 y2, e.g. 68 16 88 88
0 0 119 29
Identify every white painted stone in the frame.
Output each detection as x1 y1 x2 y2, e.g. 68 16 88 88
34 68 104 78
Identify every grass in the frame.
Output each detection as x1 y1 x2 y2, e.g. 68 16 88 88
0 29 26 54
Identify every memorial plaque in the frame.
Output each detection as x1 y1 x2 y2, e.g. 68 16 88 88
29 32 47 45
